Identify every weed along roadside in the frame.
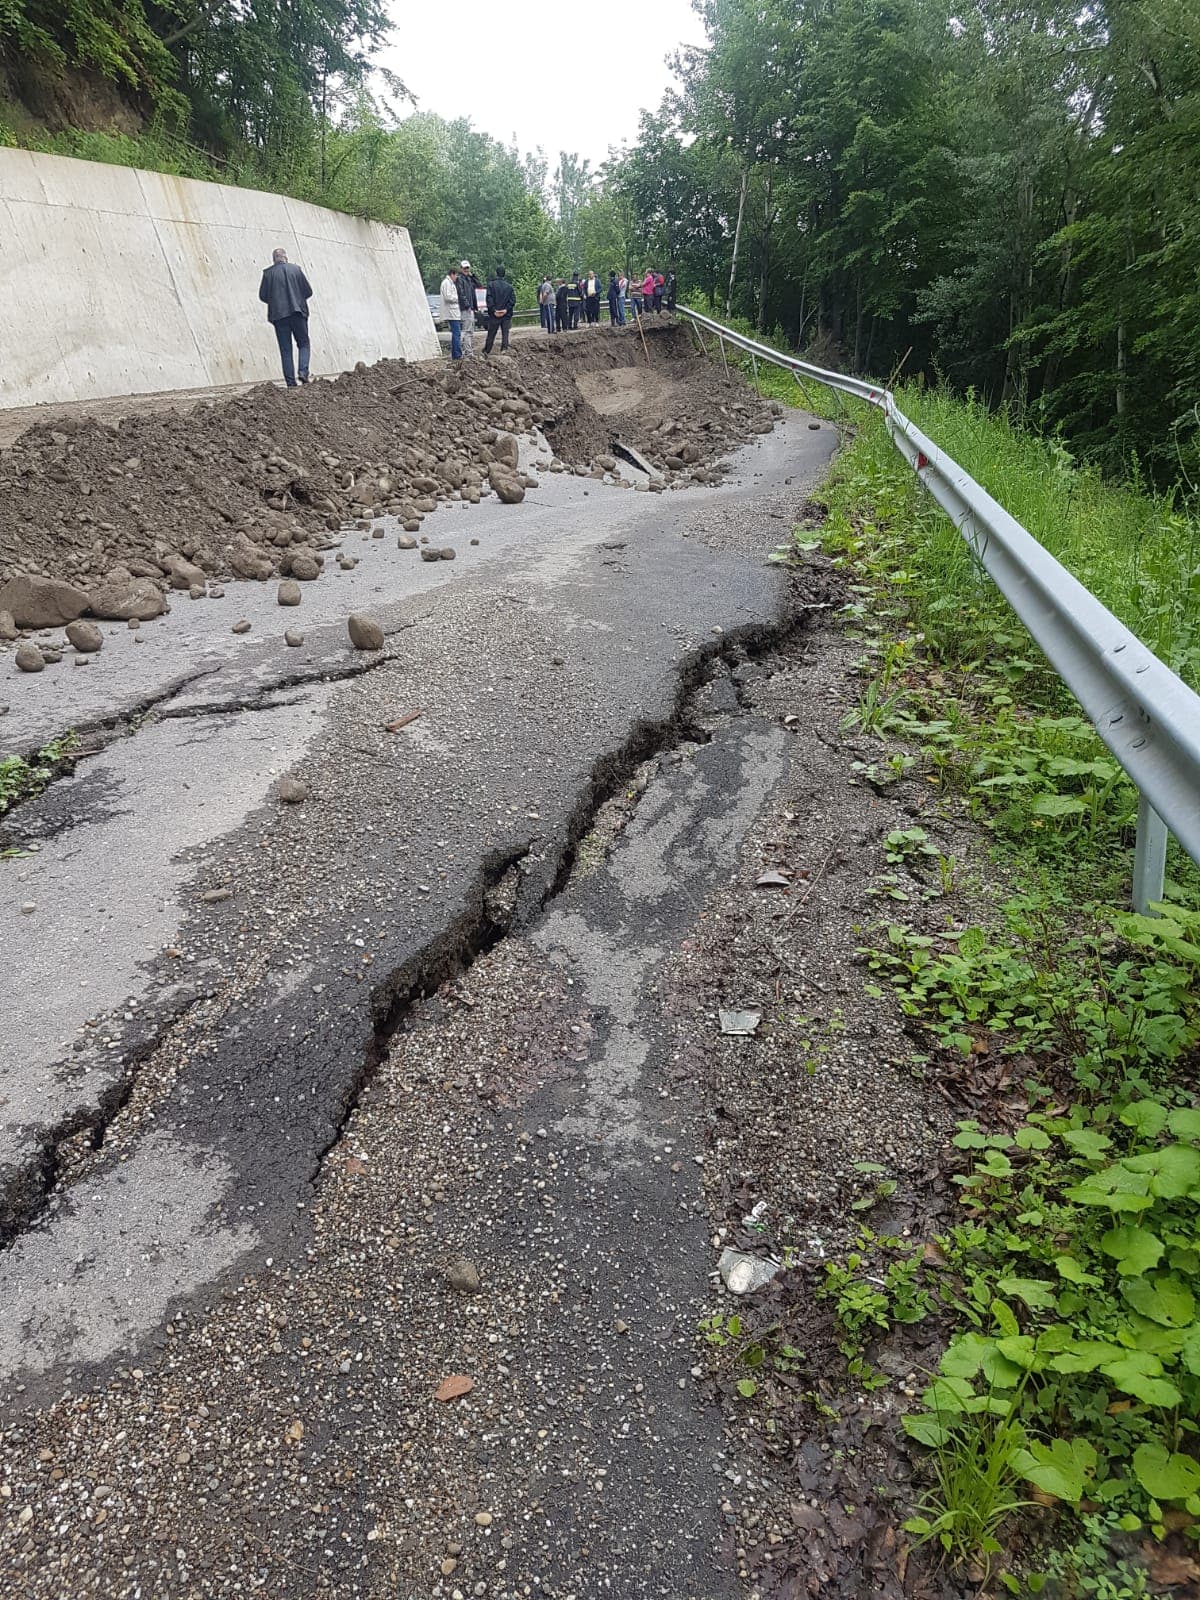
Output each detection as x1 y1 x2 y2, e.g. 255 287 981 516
686 349 1200 1598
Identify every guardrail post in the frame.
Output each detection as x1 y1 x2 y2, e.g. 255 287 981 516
717 333 730 380
1132 793 1168 915
750 352 761 394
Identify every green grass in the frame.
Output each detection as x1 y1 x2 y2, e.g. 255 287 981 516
739 338 1200 1590
689 304 1200 692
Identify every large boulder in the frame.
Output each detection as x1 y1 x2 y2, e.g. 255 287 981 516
66 620 103 653
491 433 520 470
489 470 525 505
87 567 168 622
0 575 89 630
161 553 207 591
228 533 275 582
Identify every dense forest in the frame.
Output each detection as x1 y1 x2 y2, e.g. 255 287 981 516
1 0 1198 478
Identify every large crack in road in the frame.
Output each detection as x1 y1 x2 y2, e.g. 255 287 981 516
0 413 835 1410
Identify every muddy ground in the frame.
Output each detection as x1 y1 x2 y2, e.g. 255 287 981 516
0 325 776 604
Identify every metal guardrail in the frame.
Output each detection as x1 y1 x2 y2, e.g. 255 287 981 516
678 306 1200 914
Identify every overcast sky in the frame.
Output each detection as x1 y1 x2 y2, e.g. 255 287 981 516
378 0 704 171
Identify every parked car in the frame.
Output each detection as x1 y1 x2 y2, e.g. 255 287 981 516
427 286 489 330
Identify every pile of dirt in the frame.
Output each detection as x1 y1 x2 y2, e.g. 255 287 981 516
0 325 779 614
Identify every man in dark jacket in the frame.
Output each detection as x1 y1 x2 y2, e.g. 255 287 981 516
259 248 314 387
457 259 480 356
554 279 569 334
484 266 516 353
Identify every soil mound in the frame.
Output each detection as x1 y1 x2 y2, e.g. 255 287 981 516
0 325 779 602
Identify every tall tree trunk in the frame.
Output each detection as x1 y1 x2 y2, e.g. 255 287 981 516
726 164 749 316
852 269 864 369
756 164 773 332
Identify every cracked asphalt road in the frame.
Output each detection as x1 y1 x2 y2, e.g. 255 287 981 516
0 410 834 1406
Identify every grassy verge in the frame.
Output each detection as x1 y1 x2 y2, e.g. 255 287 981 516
760 373 1200 1593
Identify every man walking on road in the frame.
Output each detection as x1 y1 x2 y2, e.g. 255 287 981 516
458 260 479 356
440 263 463 360
484 265 516 354
259 247 313 387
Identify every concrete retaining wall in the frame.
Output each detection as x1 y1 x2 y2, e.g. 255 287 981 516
0 148 440 408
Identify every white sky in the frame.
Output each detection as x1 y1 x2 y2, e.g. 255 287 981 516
378 0 704 172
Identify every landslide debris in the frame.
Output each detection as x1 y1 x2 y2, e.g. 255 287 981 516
0 326 779 621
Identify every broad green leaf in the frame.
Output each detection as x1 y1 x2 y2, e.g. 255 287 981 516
1151 1145 1200 1199
941 1332 1022 1388
957 926 985 959
1030 794 1086 818
902 1412 951 1448
1167 1108 1200 1143
1180 1326 1200 1377
736 1377 757 1398
1015 1126 1051 1150
1053 1255 1100 1287
1120 1274 1196 1328
1102 1351 1182 1407
997 1277 1057 1311
1066 1166 1153 1212
992 1299 1020 1338
1120 1099 1169 1140
996 1334 1037 1370
1061 1127 1112 1160
1013 1437 1096 1504
1100 1225 1164 1275
1049 1339 1126 1375
1132 1444 1200 1502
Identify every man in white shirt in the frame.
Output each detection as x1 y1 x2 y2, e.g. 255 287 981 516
440 264 463 360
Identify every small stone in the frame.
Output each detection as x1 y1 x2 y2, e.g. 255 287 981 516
614 1319 629 1335
474 1512 493 1528
15 642 44 672
73 653 90 667
277 776 309 805
371 527 385 539
439 547 456 561
445 1258 481 1294
284 630 304 647
347 614 384 651
232 620 251 635
441 1559 458 1577
290 553 321 581
403 520 421 533
201 888 233 904
277 580 302 607
20 902 35 915
396 534 417 550
420 548 440 563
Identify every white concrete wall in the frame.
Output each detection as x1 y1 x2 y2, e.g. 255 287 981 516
0 148 440 407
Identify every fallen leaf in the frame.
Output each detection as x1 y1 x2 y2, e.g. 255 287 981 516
434 1374 474 1403
345 1157 368 1178
1106 1398 1133 1414
922 1239 949 1268
1149 1550 1200 1585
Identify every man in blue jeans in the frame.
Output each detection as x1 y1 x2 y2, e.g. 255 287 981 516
259 247 314 387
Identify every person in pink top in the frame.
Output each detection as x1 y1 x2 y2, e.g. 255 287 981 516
641 269 656 313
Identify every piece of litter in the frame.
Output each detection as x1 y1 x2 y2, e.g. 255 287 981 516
385 708 424 733
755 869 792 888
718 1247 779 1295
719 1008 761 1037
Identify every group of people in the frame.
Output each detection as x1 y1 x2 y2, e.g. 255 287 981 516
536 269 675 334
439 260 517 359
259 245 681 387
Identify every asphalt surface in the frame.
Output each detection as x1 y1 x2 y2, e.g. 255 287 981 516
0 410 836 1402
